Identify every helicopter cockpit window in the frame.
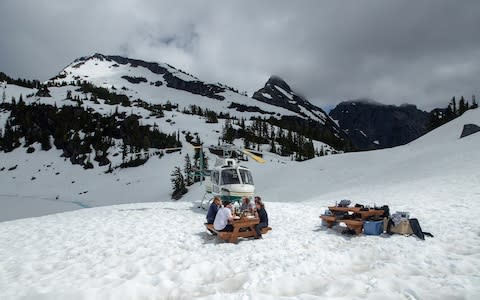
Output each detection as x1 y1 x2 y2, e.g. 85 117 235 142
221 169 241 185
239 169 254 185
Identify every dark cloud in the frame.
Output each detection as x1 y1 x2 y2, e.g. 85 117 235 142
1 0 479 110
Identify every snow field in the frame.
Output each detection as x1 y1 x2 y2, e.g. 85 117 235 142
0 192 478 299
0 109 479 299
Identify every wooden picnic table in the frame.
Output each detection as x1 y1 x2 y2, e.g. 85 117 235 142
328 206 385 219
320 206 385 234
205 216 272 243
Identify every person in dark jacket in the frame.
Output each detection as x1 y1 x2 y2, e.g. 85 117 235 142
254 199 268 239
206 196 222 224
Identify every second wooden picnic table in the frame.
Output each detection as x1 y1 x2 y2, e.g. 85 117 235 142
320 206 385 234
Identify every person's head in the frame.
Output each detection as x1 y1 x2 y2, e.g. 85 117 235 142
254 196 261 204
242 197 250 204
255 200 265 210
213 196 222 206
222 200 232 208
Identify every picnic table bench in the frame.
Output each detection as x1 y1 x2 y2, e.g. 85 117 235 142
205 217 272 243
320 206 385 234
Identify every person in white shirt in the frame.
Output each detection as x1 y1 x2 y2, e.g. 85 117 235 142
213 200 234 232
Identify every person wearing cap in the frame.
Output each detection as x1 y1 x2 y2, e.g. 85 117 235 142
206 196 222 224
213 200 234 232
254 199 269 239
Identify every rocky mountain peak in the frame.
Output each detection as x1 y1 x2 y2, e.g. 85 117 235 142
252 75 333 125
265 75 292 92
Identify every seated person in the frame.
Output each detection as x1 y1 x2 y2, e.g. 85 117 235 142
214 200 234 232
240 197 255 213
254 199 269 239
206 196 222 224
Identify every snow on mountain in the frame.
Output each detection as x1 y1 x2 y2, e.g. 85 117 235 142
0 99 479 299
51 53 307 120
252 75 333 125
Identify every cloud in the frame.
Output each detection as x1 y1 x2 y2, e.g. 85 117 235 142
1 0 479 110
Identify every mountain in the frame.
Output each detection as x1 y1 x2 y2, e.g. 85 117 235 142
0 53 349 180
53 54 351 152
329 100 430 150
252 75 351 150
253 76 327 122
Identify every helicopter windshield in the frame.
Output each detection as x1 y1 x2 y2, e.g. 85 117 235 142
239 169 254 185
221 169 241 185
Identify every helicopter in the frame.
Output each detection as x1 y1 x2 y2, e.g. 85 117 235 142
164 143 265 208
199 144 265 209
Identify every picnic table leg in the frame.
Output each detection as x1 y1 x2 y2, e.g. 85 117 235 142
229 226 240 243
249 225 257 238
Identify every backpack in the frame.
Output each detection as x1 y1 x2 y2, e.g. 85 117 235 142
409 218 434 240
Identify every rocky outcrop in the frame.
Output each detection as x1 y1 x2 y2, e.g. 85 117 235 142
121 76 148 84
460 124 480 138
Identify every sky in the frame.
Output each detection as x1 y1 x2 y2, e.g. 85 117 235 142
1 0 480 110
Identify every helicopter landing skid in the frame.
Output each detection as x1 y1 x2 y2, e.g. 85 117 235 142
199 192 213 210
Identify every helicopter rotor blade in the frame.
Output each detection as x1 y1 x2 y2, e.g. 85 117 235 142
242 149 266 164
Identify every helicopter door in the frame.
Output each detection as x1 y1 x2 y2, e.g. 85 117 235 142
212 171 220 194
239 169 254 185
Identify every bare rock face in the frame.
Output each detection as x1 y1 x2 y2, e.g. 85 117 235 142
460 124 480 138
329 100 430 150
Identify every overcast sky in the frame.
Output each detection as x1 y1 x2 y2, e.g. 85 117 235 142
1 0 479 110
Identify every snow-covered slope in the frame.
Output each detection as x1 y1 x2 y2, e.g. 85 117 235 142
1 106 479 299
51 53 312 120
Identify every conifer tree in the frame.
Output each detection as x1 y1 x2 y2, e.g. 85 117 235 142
143 136 151 151
171 166 187 199
270 139 276 154
472 95 478 109
40 130 51 151
121 143 128 163
184 153 193 186
451 96 457 115
459 96 466 115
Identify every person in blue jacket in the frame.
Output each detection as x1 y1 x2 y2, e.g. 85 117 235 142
254 199 269 239
206 196 222 224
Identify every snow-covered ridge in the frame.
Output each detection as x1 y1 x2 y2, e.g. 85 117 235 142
49 53 316 121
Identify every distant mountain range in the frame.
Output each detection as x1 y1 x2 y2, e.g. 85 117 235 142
0 53 469 161
329 100 430 150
